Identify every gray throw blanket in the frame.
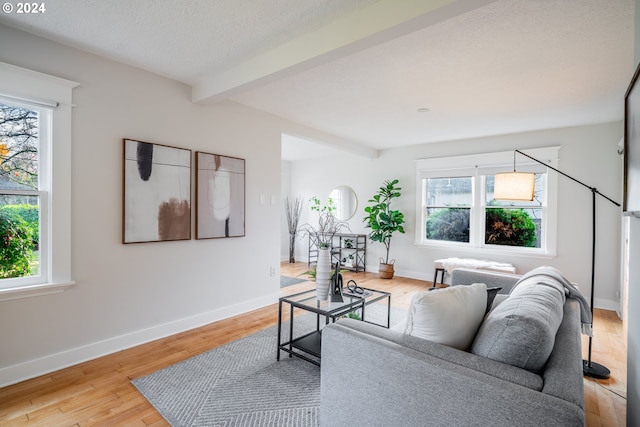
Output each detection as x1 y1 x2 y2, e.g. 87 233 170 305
516 266 593 336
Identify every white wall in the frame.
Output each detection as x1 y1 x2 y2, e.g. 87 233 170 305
288 122 623 311
627 1 640 424
281 160 293 261
0 24 286 386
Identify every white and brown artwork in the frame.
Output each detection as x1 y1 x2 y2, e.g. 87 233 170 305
123 139 191 243
196 152 245 239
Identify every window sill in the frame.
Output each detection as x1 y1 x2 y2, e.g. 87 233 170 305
0 281 75 302
414 241 555 260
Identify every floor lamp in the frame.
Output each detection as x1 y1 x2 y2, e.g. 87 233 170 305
494 149 620 379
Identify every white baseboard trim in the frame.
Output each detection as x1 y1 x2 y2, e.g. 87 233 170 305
0 292 280 388
393 268 432 283
594 297 620 313
364 266 433 284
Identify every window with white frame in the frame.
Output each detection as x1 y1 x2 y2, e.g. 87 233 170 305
0 100 49 284
415 147 559 255
0 62 77 299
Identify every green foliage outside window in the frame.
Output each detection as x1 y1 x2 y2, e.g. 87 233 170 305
425 208 470 243
485 208 537 247
426 207 537 247
0 204 38 245
0 206 36 278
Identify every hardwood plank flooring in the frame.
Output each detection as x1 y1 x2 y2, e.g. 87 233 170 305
0 262 627 426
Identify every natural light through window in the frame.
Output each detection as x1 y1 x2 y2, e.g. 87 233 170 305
415 148 559 256
0 61 77 300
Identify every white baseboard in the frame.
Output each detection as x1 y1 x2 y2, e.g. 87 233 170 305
393 268 432 283
594 297 620 313
0 292 280 388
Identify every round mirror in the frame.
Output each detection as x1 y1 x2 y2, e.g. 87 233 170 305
329 186 357 221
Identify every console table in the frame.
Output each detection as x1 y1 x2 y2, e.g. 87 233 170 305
308 232 367 272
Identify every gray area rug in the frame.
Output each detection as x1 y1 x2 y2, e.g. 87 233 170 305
280 275 307 288
133 303 405 426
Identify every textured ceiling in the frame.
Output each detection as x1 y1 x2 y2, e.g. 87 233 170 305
236 0 635 152
0 0 381 83
0 0 635 160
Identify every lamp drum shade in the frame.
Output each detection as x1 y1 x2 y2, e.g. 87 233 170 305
494 172 536 201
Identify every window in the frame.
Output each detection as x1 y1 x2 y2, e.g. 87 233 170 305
415 147 559 255
425 177 472 243
0 62 77 300
484 174 545 248
0 101 48 284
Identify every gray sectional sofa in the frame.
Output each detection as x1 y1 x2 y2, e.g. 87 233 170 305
319 268 585 427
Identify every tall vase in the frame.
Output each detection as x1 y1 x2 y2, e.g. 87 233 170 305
288 233 296 263
315 247 331 300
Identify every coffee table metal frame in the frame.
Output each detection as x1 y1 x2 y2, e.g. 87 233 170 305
277 287 391 366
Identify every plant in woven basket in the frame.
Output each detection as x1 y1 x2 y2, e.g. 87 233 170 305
363 179 405 278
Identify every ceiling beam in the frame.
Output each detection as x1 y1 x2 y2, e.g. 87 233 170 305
192 0 497 104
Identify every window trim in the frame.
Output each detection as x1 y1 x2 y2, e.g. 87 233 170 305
0 103 50 287
0 62 78 300
479 173 547 251
415 147 560 256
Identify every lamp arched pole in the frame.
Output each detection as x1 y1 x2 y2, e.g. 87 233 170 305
513 150 620 379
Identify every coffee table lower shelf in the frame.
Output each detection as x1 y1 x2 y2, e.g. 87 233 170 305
279 330 322 366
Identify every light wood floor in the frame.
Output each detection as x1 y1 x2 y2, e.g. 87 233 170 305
0 262 627 426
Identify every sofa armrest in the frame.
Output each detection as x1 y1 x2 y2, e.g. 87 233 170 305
320 319 584 427
450 268 521 294
541 299 585 409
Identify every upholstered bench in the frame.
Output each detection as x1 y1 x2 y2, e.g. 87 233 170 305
433 257 516 285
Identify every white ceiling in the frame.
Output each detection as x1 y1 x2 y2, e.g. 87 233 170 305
0 0 634 160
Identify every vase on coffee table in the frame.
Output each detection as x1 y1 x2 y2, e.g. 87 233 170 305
316 247 331 300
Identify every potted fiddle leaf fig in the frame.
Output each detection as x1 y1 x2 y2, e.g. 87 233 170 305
363 179 405 279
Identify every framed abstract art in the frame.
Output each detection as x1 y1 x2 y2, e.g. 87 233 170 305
123 139 191 243
196 151 245 239
624 62 640 215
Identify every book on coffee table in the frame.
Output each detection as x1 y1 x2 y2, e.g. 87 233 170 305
342 289 372 298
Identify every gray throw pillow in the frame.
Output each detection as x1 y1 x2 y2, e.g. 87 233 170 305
486 287 502 313
471 277 565 372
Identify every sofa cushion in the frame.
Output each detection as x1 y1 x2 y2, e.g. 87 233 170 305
471 274 566 372
404 283 487 350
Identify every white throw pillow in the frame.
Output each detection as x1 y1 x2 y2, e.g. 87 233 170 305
404 283 487 350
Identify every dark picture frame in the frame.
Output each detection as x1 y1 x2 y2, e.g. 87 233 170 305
195 151 246 239
624 62 640 214
122 139 192 243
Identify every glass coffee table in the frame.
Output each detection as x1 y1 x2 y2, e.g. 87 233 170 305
277 287 391 366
